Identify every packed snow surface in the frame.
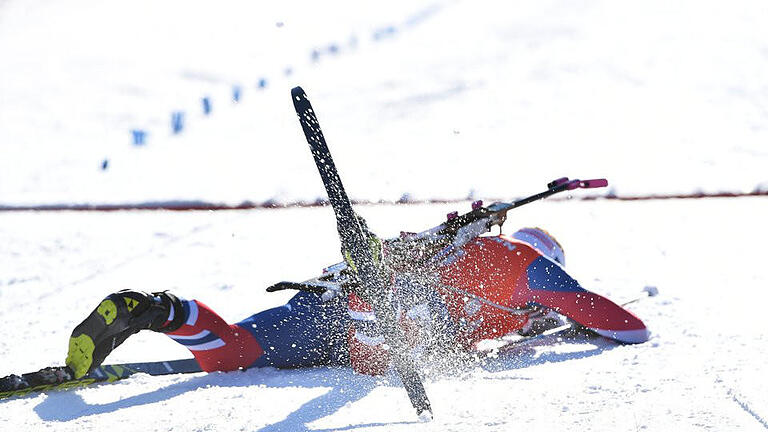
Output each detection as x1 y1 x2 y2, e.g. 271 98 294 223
1 0 768 431
1 199 767 431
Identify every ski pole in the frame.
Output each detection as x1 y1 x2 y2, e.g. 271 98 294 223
487 177 608 220
620 285 659 307
412 177 609 241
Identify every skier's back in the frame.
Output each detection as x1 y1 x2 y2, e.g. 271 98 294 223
345 226 648 374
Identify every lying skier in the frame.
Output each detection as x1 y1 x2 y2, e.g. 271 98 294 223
59 210 648 381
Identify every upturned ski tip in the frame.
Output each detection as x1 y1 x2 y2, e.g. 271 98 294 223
291 86 306 99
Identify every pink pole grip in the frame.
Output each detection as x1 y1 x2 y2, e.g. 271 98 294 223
548 177 570 188
564 180 582 190
579 178 608 189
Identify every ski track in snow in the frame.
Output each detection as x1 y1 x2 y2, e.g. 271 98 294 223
717 377 768 431
728 390 768 431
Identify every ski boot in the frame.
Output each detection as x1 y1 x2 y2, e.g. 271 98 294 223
66 290 184 379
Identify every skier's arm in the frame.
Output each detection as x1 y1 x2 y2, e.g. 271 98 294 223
382 215 494 273
524 257 649 343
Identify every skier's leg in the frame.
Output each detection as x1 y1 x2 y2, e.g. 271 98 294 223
164 291 349 371
66 290 185 378
237 291 350 368
163 298 265 372
68 289 350 377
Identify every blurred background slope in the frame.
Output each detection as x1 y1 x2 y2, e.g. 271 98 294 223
1 0 766 206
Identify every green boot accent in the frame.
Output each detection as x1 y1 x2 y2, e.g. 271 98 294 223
66 334 96 379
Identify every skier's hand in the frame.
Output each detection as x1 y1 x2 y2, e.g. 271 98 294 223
383 236 448 272
453 217 491 248
320 266 361 302
320 284 343 302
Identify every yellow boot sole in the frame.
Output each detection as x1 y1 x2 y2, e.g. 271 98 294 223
65 334 96 379
66 298 118 379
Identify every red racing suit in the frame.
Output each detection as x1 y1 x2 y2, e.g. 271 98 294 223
347 234 649 375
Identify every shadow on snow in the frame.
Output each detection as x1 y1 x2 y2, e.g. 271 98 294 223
29 333 620 431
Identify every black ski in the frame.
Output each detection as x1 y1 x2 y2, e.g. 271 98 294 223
291 86 432 417
0 358 201 400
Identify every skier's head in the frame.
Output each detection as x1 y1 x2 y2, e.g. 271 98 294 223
512 227 565 266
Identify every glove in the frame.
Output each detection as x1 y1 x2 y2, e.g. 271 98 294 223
452 217 491 248
318 263 362 302
320 282 343 302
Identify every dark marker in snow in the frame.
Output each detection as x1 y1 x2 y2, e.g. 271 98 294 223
171 112 185 134
131 129 147 146
202 97 212 115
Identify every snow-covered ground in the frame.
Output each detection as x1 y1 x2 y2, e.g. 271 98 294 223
1 0 767 205
1 198 767 431
2 0 768 430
